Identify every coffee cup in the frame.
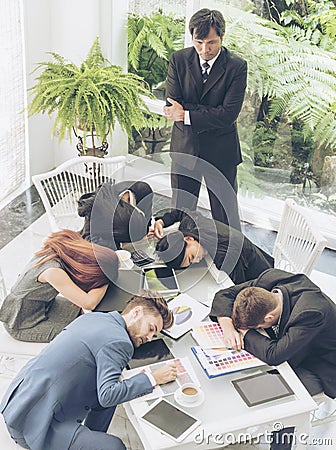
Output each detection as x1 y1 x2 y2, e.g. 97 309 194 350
115 250 133 270
177 383 202 404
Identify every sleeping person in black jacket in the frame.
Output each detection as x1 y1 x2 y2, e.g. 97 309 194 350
209 268 336 398
152 209 274 284
78 181 153 250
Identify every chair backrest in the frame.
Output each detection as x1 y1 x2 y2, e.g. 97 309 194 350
273 199 327 276
32 155 126 232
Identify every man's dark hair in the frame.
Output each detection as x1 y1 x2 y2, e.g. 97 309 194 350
189 8 226 40
232 287 278 329
155 231 187 269
123 290 174 329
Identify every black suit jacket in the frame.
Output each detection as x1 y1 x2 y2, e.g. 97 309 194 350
158 209 274 283
78 181 153 249
210 269 336 398
166 46 247 171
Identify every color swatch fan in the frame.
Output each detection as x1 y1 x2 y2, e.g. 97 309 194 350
191 346 265 378
192 322 226 347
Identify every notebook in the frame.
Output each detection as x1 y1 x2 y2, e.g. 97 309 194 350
191 346 265 378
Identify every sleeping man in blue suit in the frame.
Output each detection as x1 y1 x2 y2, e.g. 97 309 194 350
0 291 176 450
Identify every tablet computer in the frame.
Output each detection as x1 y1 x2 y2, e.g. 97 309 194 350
139 398 201 442
127 339 174 369
142 267 180 295
232 371 294 407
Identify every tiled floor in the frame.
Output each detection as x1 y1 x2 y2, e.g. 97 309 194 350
0 185 335 449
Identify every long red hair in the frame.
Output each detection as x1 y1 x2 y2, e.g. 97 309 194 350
35 229 119 291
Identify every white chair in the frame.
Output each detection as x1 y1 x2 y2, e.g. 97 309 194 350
32 155 126 231
273 199 327 276
311 392 336 427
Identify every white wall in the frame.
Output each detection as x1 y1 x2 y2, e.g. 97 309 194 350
23 0 129 175
23 0 53 176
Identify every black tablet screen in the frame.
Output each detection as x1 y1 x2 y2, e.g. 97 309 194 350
127 339 174 369
232 371 294 406
141 400 198 439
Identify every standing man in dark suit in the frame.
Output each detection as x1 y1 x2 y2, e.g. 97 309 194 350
164 8 247 230
210 268 336 399
0 292 176 450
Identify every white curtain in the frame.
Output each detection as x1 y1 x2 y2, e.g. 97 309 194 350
0 0 26 203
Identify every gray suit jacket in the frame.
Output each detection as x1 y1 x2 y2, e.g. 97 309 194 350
0 312 153 450
166 46 247 171
210 269 336 398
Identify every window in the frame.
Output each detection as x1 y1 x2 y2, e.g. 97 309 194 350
0 0 27 205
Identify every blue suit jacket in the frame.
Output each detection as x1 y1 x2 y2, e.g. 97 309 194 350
0 312 153 450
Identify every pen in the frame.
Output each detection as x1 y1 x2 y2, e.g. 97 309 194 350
150 216 155 229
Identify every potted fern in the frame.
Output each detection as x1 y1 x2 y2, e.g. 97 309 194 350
28 37 152 157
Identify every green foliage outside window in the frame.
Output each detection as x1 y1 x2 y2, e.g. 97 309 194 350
128 10 185 91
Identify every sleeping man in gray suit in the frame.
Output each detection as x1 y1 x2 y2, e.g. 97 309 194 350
0 292 176 450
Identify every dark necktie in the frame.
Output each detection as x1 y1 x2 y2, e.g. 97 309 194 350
202 62 210 83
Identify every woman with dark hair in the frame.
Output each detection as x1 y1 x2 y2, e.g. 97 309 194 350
153 209 274 285
78 181 153 250
0 230 119 343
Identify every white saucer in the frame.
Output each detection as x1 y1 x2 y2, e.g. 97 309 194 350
118 258 134 270
174 390 205 408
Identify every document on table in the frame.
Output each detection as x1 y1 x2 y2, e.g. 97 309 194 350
122 356 201 402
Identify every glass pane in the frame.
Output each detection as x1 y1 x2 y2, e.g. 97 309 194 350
129 114 173 167
129 0 186 16
197 0 336 218
0 0 26 203
127 1 185 167
128 0 336 232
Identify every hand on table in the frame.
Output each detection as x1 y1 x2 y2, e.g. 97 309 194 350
218 317 244 351
152 363 177 385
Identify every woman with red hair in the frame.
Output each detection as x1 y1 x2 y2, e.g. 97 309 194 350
0 230 119 342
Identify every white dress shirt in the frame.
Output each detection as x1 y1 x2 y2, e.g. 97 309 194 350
184 48 222 125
